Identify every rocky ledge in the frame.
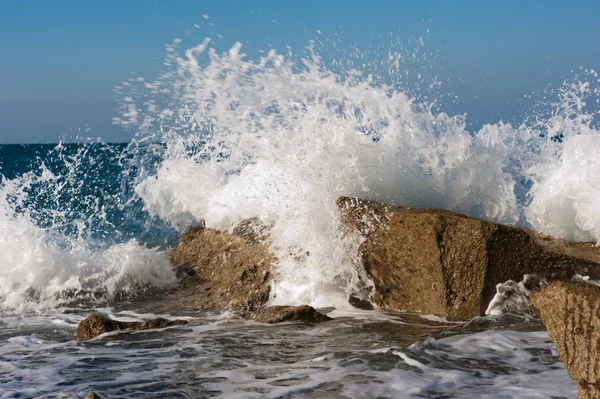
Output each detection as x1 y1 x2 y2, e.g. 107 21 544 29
337 196 600 321
127 197 600 322
531 281 600 399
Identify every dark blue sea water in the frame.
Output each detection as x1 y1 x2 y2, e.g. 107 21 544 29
0 143 178 249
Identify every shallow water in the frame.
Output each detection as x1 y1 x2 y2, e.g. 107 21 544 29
0 306 576 399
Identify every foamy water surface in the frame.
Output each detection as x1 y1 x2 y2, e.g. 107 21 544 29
0 308 577 398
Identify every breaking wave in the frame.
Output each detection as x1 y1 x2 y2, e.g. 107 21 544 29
2 36 600 310
125 40 600 306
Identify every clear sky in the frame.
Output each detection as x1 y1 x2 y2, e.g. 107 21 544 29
1 0 599 143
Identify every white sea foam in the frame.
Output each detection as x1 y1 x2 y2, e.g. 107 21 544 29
126 39 600 307
525 81 600 242
485 274 547 316
0 163 176 312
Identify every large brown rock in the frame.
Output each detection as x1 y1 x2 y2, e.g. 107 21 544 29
165 224 275 312
76 314 188 341
531 281 600 399
337 196 600 321
250 305 333 324
133 223 335 323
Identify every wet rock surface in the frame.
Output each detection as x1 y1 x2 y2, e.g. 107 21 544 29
249 305 333 324
126 223 340 325
162 225 275 313
337 196 600 321
77 314 188 341
531 281 600 399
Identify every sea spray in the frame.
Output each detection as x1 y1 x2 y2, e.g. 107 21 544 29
125 40 600 307
2 38 600 311
124 39 523 307
524 74 600 241
0 144 176 312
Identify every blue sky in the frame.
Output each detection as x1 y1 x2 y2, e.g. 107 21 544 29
1 0 599 143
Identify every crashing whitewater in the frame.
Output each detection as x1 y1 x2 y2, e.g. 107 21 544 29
1 38 600 311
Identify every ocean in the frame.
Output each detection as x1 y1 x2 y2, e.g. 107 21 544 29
1 40 599 398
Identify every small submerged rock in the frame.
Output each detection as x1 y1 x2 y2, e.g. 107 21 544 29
85 393 102 399
250 305 332 324
77 314 188 341
531 281 600 399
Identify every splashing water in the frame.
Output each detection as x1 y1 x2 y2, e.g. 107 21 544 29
2 37 600 311
114 39 600 307
525 75 600 241
0 143 176 312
